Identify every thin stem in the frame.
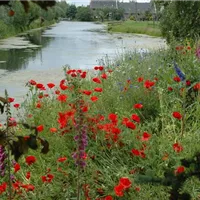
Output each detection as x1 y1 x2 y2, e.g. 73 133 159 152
5 90 12 200
77 165 80 200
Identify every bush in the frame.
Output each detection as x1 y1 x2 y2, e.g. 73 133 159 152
0 20 16 39
76 7 93 21
160 1 200 43
129 15 135 21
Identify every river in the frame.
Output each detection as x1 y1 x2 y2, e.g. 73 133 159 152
0 21 166 121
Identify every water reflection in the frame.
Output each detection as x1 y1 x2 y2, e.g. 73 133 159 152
0 21 166 103
0 30 53 71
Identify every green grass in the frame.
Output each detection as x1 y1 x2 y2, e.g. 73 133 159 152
107 20 162 37
0 19 56 40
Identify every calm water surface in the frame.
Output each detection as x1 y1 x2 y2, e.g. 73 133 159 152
0 21 165 121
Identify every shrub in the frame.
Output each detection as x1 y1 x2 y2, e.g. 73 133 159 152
160 1 200 43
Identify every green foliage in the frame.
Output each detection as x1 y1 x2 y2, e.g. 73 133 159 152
108 20 161 37
0 1 68 39
66 4 77 20
76 6 93 22
0 0 56 12
129 15 135 21
160 1 200 43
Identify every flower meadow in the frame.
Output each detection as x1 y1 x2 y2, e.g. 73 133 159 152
0 45 200 200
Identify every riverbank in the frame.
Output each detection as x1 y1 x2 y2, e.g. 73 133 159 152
107 20 162 37
0 19 57 40
0 21 166 123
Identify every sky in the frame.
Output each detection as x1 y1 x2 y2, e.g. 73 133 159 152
66 0 151 7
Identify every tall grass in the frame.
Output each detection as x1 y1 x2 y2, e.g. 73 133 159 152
108 20 162 37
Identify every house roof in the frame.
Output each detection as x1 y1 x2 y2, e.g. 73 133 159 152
90 0 153 13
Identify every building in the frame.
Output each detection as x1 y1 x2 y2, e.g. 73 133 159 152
90 0 154 19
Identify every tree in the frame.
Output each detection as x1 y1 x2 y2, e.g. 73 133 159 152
94 8 110 22
159 1 200 43
66 5 77 20
76 7 93 22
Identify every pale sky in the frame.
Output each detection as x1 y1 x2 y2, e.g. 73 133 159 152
66 0 151 6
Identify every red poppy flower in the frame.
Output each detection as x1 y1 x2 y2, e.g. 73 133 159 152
14 103 20 109
8 98 14 103
122 117 129 125
168 87 173 91
144 80 155 89
83 90 92 96
114 184 124 197
173 143 183 153
108 113 118 122
57 157 67 162
99 66 104 71
94 88 103 92
47 174 54 182
134 103 143 109
94 66 99 70
193 83 200 90
57 94 67 102
37 125 44 132
101 73 107 79
55 90 61 95
172 112 182 120
21 184 35 192
81 72 87 78
81 106 88 112
131 149 140 156
92 77 101 84
131 114 140 123
186 80 191 86
41 173 54 183
41 176 47 183
25 156 36 166
119 177 132 189
36 83 44 89
175 166 185 175
125 121 136 130
26 172 31 180
90 96 98 102
29 80 36 85
47 83 55 89
141 132 151 141
36 102 41 108
60 84 68 90
50 127 57 133
173 76 181 82
137 77 144 82
14 163 20 173
105 195 113 200
0 182 7 194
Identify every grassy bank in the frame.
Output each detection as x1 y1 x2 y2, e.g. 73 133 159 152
107 20 162 37
0 19 56 40
1 44 200 199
